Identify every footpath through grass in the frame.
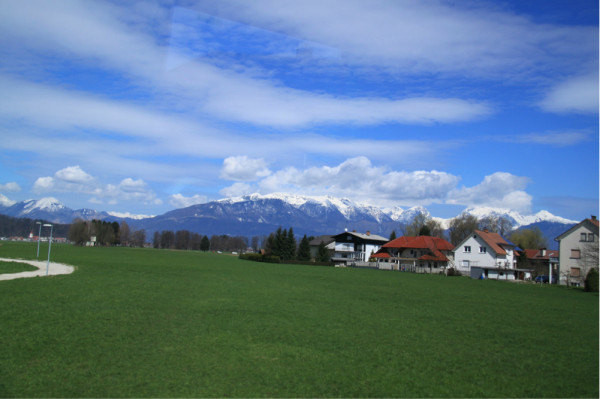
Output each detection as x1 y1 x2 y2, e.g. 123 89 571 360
0 241 597 397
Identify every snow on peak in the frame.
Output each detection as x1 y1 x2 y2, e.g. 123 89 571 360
22 197 65 213
218 192 383 220
461 206 576 228
0 194 16 207
107 211 154 220
382 206 405 221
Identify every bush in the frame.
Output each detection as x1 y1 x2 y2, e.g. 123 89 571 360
584 268 599 292
239 253 280 263
446 267 462 277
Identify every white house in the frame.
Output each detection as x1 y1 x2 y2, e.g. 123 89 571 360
329 231 388 265
555 216 599 286
453 230 520 280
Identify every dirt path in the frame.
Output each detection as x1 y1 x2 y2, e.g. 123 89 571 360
0 257 75 281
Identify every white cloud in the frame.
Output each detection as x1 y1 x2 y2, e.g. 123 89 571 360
0 2 492 128
221 156 460 206
169 193 208 208
32 176 56 193
497 130 592 146
220 156 271 181
32 166 160 206
195 0 596 77
33 165 96 194
98 178 159 205
220 182 253 198
0 182 21 192
54 165 93 184
447 172 532 213
219 158 535 213
539 73 599 114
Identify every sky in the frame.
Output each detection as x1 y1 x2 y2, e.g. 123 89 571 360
0 0 598 220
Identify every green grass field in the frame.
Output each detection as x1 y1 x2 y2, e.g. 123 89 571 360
0 260 37 274
0 241 597 398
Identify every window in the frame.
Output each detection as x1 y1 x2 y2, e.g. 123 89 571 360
479 246 487 254
580 232 587 241
461 260 470 267
588 233 595 242
571 267 581 277
464 246 471 253
570 249 581 259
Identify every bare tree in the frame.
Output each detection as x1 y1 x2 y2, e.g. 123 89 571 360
448 214 479 246
119 221 131 246
131 230 146 247
578 239 599 281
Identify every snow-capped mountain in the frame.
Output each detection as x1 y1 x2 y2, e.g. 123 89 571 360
0 197 109 224
458 206 577 229
0 193 578 248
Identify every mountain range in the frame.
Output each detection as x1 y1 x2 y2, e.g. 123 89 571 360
0 193 578 249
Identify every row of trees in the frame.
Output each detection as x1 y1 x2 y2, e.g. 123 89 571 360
68 219 146 247
151 230 252 253
0 215 69 238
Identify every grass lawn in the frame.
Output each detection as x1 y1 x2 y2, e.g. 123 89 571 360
0 241 597 397
0 260 38 274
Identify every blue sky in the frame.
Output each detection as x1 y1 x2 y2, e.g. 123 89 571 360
0 0 597 220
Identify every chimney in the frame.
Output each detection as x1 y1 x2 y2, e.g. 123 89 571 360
366 231 371 236
541 248 546 256
592 215 597 221
483 229 489 233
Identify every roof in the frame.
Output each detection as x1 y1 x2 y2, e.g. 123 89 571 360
383 235 454 251
555 217 599 241
309 235 334 246
524 249 559 260
474 229 513 255
382 236 454 262
332 231 388 242
372 252 391 258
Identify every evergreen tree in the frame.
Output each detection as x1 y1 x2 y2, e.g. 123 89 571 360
286 227 296 260
272 227 283 258
200 235 210 251
389 230 397 241
317 241 330 262
297 234 311 261
418 225 431 236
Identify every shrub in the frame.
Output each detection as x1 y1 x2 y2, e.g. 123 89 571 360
584 268 599 292
446 267 462 277
239 253 280 263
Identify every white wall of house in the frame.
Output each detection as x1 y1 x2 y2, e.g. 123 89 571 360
471 267 517 280
557 224 598 286
453 234 515 274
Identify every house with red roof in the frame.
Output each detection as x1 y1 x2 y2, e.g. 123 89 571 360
452 229 522 280
555 216 599 286
524 248 559 279
373 235 454 273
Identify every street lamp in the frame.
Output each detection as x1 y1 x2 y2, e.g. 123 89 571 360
43 223 53 276
36 221 42 258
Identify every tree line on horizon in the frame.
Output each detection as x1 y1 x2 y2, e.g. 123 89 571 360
69 219 146 247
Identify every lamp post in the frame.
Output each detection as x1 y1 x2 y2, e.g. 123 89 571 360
36 221 42 258
43 223 53 276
